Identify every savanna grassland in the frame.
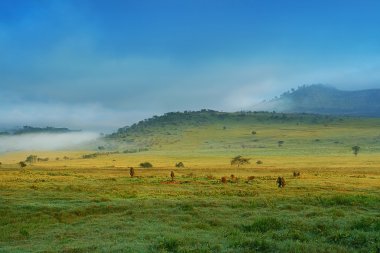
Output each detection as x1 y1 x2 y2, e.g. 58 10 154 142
0 111 380 252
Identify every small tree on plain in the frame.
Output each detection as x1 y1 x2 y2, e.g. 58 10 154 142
230 155 250 167
19 161 27 168
25 155 37 163
352 145 360 156
278 141 284 147
175 162 184 168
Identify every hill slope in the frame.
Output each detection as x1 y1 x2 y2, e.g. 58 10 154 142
254 84 380 116
103 110 380 156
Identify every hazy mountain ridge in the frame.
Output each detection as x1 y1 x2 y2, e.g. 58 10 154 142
0 126 81 136
254 84 380 116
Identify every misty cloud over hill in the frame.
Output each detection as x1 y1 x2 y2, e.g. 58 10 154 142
254 85 380 117
0 132 99 153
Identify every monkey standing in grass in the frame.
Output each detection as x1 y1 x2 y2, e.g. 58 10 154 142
277 176 286 188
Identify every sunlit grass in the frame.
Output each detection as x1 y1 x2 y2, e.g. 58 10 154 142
0 115 380 252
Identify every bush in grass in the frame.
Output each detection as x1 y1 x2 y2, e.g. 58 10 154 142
231 155 250 167
175 162 184 168
352 145 360 156
25 155 37 163
139 162 153 168
256 160 263 165
19 161 27 168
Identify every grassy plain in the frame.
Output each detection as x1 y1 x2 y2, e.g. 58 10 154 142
0 112 380 252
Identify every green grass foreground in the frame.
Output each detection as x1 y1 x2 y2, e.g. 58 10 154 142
0 165 379 252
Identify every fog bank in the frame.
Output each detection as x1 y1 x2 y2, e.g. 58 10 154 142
0 132 99 153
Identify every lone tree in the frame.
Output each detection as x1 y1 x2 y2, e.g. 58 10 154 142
170 171 175 181
19 161 27 168
175 162 184 168
231 155 250 167
352 145 360 156
129 167 135 177
278 141 284 147
25 155 37 163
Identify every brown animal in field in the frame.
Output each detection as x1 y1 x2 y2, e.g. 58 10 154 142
170 171 175 181
129 167 135 177
277 176 286 188
293 171 300 177
221 176 227 183
247 176 255 183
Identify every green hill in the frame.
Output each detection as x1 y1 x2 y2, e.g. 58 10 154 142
103 110 380 156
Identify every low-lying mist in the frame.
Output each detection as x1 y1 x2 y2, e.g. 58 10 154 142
0 132 100 153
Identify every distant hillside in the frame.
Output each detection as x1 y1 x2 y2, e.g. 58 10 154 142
254 84 380 117
104 110 361 153
2 126 80 135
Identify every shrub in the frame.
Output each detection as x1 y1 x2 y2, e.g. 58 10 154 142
140 162 152 168
175 162 184 168
352 145 360 156
256 160 263 165
251 130 257 135
25 155 37 163
231 155 250 167
19 161 27 168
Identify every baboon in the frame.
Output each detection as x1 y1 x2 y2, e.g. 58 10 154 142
221 176 227 183
170 171 175 181
276 176 286 188
129 167 135 177
247 176 255 181
293 171 300 177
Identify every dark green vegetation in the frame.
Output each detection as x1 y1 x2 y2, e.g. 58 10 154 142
1 126 79 135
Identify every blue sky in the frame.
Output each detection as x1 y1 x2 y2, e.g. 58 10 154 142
1 0 380 131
